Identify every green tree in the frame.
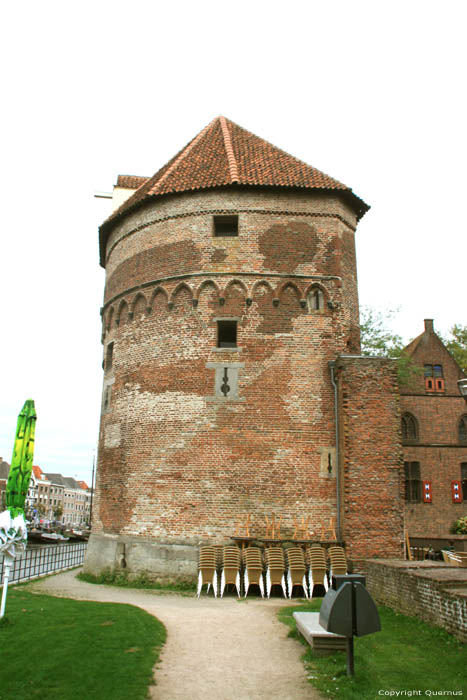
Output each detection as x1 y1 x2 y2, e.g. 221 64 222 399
441 324 467 373
359 307 420 385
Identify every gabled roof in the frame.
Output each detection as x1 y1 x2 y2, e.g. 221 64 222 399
99 116 369 265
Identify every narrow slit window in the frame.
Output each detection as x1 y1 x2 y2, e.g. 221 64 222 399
214 215 238 237
217 320 237 348
105 342 114 371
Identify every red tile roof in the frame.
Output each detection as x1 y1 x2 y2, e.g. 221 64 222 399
115 175 149 190
99 116 369 264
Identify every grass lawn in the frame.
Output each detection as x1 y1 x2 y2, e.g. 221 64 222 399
279 598 467 699
0 586 166 700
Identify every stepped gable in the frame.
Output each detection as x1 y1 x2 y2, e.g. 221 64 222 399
99 116 369 264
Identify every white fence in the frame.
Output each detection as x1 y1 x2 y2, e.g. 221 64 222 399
0 542 87 584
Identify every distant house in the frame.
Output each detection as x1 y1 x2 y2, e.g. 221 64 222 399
0 458 10 510
401 319 467 537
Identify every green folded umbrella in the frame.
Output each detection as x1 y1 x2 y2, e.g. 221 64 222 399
6 399 37 517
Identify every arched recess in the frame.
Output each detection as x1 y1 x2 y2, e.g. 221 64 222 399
277 281 302 305
116 300 130 327
402 412 419 443
149 286 169 316
251 280 273 299
221 280 246 316
131 293 147 319
223 279 248 301
170 283 193 312
105 306 114 332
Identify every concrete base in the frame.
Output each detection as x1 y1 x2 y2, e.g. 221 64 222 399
293 612 346 655
83 533 198 583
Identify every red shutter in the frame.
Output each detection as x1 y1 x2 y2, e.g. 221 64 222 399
422 480 432 503
451 480 462 503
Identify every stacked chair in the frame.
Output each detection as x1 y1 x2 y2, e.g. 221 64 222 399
220 545 242 597
285 546 309 599
307 544 329 597
197 546 219 597
328 546 348 580
264 547 287 598
243 547 265 598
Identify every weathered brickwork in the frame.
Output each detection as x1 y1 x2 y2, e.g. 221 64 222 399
85 121 403 579
93 189 360 548
361 559 467 643
336 358 404 563
401 320 467 536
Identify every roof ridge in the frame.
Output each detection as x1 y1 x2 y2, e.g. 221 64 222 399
219 116 239 183
148 117 218 195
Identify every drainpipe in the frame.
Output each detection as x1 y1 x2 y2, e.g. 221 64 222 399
329 361 341 541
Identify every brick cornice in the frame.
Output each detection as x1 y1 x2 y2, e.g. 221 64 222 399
101 271 342 314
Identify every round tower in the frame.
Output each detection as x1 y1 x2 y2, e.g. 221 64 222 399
84 117 369 579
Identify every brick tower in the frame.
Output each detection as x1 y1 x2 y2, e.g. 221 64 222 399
85 117 403 578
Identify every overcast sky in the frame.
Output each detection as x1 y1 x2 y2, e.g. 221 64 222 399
1 0 465 484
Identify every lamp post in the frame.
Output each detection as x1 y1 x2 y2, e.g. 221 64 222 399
458 379 467 404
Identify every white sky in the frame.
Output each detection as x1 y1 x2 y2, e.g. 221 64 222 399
1 0 465 484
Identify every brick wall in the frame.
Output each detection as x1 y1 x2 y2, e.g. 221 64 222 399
361 559 467 643
337 357 404 562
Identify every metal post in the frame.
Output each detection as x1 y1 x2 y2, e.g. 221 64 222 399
346 580 357 677
0 554 13 619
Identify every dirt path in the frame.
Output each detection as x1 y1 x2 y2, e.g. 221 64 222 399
28 569 320 700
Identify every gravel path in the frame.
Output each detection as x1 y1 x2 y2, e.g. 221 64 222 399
27 569 321 700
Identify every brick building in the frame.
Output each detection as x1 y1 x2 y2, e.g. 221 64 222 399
84 116 403 580
401 319 467 537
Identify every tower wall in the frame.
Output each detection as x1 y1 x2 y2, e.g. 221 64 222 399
86 188 364 578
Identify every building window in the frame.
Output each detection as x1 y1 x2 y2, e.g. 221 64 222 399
461 464 467 500
424 364 444 393
307 287 324 311
217 320 237 348
402 413 418 443
459 415 467 443
214 215 238 237
105 342 114 371
404 461 421 503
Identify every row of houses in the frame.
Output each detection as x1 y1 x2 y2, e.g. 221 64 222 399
0 461 92 527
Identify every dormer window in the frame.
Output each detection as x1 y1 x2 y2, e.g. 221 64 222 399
214 215 238 237
424 364 444 393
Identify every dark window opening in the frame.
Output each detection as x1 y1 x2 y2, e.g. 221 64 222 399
214 215 238 237
404 461 421 503
105 342 114 371
459 415 467 443
217 320 237 348
461 463 467 500
402 413 418 442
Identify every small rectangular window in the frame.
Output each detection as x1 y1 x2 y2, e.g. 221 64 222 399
217 320 237 348
404 461 421 503
433 364 443 378
214 215 238 237
424 364 433 377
